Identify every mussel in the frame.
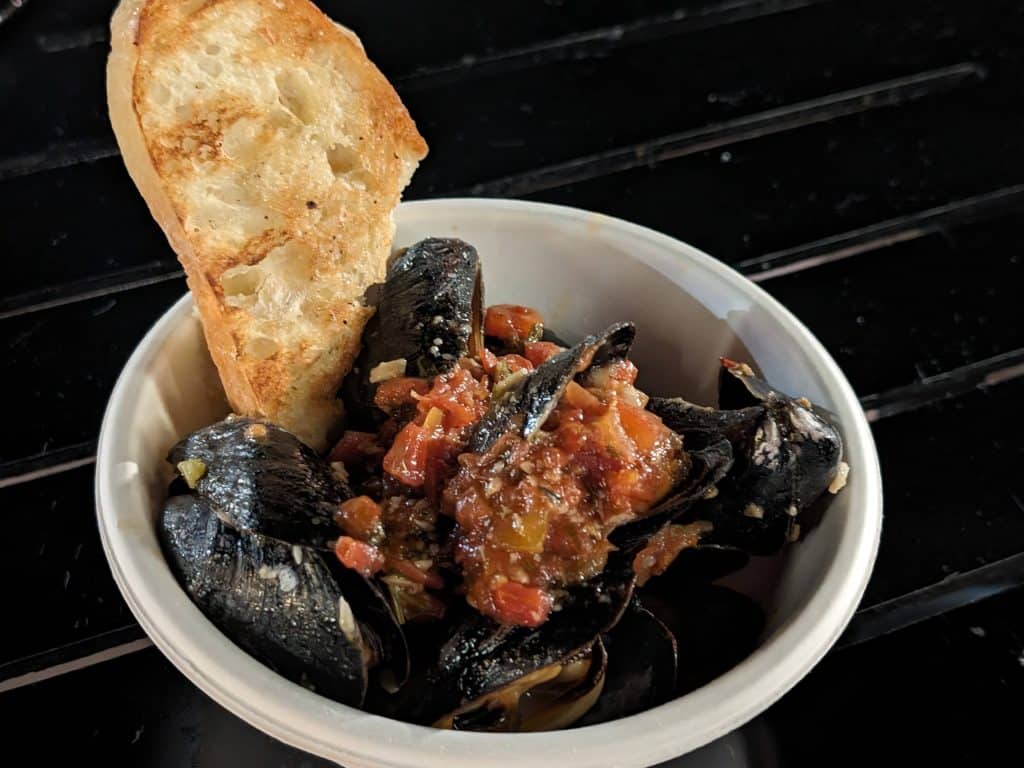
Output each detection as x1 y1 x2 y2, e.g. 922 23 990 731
577 599 677 726
648 359 845 555
167 416 350 550
610 428 733 553
641 581 765 696
163 417 410 698
372 559 635 729
159 495 370 706
343 237 484 426
468 322 636 454
157 229 852 732
438 640 608 732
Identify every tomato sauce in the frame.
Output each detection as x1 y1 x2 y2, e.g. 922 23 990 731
329 304 691 628
443 363 687 627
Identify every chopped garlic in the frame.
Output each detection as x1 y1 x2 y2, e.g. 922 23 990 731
492 368 528 401
330 461 350 484
244 422 268 440
337 597 360 644
422 406 445 430
369 358 407 384
743 503 764 519
828 461 850 494
176 458 207 489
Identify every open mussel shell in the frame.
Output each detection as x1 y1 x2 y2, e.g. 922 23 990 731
342 237 483 425
644 581 765 696
440 640 608 732
167 416 349 550
328 564 411 690
468 322 636 454
159 495 369 707
610 428 733 553
577 600 677 726
372 559 635 728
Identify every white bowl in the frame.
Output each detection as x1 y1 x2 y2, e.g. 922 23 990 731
96 198 882 768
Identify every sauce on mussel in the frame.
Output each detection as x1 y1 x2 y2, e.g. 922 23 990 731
330 303 689 628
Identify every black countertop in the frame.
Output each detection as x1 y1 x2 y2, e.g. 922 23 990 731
2 0 1023 764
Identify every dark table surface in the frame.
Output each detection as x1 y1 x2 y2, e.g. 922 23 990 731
2 0 1023 764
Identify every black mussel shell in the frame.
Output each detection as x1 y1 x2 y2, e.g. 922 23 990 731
577 599 677 726
647 361 844 555
443 640 608 732
329 564 411 690
343 237 483 426
652 544 750 584
540 326 571 347
159 495 368 707
468 322 636 454
167 416 349 550
647 398 764 447
371 559 635 727
610 429 733 552
640 580 765 696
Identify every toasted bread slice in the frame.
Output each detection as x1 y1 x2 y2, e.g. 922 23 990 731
107 0 427 450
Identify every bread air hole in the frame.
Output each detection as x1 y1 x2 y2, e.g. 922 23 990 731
245 335 280 360
326 144 359 176
326 144 367 190
274 70 315 124
151 82 172 106
199 58 222 78
221 241 315 314
221 265 264 302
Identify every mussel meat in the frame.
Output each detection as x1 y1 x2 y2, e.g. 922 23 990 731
439 640 607 732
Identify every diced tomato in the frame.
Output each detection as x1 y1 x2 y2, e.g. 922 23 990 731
562 380 603 412
415 367 490 429
335 536 385 577
328 431 379 465
617 401 671 452
382 422 432 486
606 359 639 384
484 305 544 347
524 341 563 366
490 581 552 627
334 495 383 542
374 377 429 411
480 347 498 376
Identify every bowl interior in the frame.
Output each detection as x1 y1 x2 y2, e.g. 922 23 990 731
96 198 880 768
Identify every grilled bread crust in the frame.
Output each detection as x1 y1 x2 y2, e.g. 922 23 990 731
108 0 428 450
